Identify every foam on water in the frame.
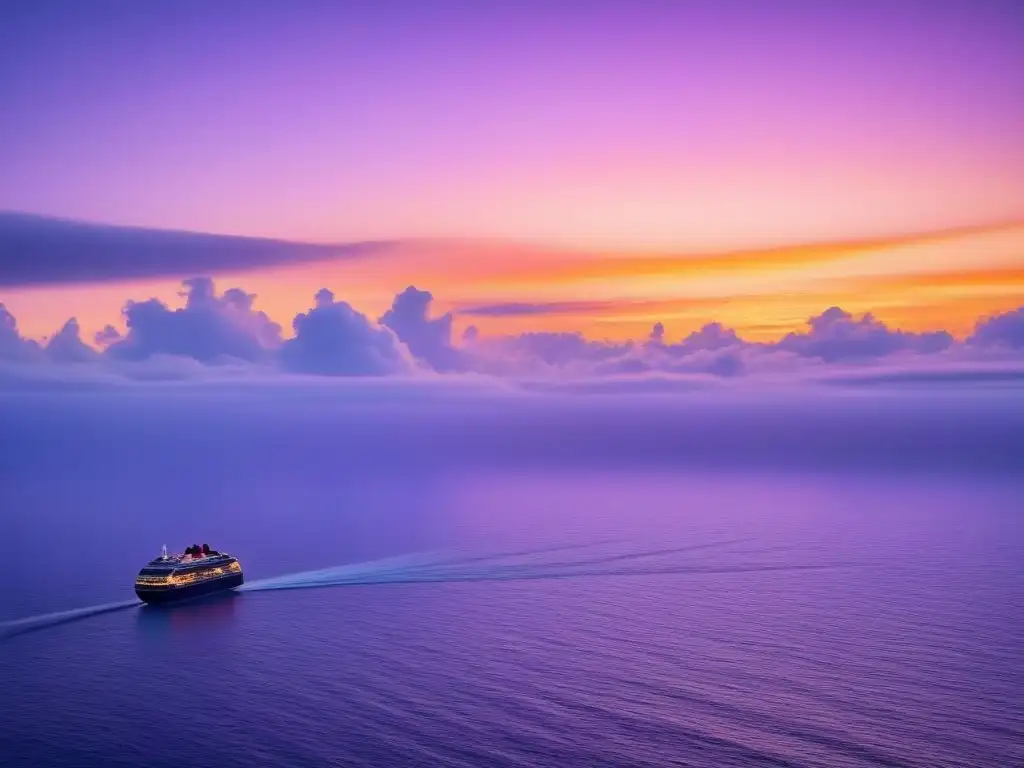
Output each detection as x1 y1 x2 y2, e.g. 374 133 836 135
237 538 623 593
3 538 837 639
0 599 142 639
1 551 448 639
238 537 844 593
238 550 447 592
2 547 567 638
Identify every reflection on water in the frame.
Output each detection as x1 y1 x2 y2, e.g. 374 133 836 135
135 592 240 639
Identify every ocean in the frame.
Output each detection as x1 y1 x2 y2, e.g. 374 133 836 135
1 387 1022 767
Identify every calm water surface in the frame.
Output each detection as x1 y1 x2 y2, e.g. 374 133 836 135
2 465 1021 768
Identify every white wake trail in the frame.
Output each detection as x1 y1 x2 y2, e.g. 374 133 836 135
1 599 142 639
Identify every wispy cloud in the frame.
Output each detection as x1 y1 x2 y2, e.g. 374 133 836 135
439 225 1024 340
455 220 1024 286
0 211 391 288
456 299 688 318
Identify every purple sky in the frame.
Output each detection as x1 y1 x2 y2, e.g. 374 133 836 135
2 0 1022 248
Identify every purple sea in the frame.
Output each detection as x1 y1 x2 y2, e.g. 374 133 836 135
2 386 1022 767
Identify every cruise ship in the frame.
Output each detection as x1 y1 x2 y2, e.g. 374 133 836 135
134 544 244 604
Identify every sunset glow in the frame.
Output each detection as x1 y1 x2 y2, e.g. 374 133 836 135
4 221 1022 345
1 1 1022 358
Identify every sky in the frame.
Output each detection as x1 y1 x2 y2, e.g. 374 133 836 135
0 0 1022 352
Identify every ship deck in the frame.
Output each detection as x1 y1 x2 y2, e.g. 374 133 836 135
139 553 237 574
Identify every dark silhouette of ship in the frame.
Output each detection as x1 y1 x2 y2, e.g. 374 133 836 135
134 544 243 605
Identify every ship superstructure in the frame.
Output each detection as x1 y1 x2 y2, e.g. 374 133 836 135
134 544 243 604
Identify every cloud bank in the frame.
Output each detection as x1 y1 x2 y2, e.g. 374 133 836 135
281 288 412 376
104 277 282 363
3 277 1022 478
1 274 1023 394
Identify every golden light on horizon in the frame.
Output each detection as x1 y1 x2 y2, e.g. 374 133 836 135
2 221 1022 347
